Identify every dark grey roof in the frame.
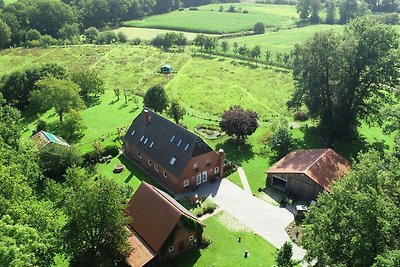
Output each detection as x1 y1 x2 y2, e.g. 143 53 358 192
124 108 213 177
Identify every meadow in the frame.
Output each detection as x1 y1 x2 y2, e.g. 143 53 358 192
123 4 298 34
225 24 344 55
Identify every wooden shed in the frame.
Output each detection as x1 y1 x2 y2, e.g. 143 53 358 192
266 149 351 201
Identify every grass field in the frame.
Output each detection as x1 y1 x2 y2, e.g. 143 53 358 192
123 4 298 34
225 24 343 55
160 211 277 267
113 27 220 41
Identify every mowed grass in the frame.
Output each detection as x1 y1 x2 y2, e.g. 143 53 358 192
113 27 220 41
226 24 344 55
123 4 298 34
160 211 277 267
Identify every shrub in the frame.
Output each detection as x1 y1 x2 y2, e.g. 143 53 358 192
179 8 184 11
35 120 47 133
95 31 119 44
189 7 198 10
200 235 212 248
130 37 141 45
103 144 120 157
243 10 249 13
293 111 309 121
117 32 128 43
84 27 99 44
253 22 265 34
40 35 57 47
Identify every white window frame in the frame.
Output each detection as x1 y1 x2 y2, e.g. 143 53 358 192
202 171 207 183
170 157 176 165
214 167 219 175
163 171 167 178
196 173 201 185
148 160 152 166
188 235 194 241
137 152 142 158
183 179 189 187
168 246 174 252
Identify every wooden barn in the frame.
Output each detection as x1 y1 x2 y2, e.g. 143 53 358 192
125 182 204 267
123 108 224 193
266 148 351 201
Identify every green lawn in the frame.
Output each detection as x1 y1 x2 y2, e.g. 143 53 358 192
113 27 220 41
160 211 277 267
226 24 343 55
123 4 298 34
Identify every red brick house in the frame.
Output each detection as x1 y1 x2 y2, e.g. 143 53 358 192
266 148 351 200
125 182 204 267
123 108 224 193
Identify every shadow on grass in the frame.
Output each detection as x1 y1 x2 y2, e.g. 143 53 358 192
118 154 156 186
191 53 215 60
158 248 201 267
216 139 255 164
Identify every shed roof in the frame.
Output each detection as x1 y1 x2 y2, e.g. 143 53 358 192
126 228 156 267
266 149 351 192
161 64 172 69
126 182 203 253
31 130 69 148
123 108 213 177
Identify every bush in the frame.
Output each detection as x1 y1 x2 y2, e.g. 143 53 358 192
293 111 309 121
117 32 128 43
200 235 212 248
103 144 120 157
243 10 249 13
179 8 184 11
40 35 57 47
35 120 47 133
130 37 141 45
84 27 99 44
189 7 198 10
253 22 265 34
95 31 119 44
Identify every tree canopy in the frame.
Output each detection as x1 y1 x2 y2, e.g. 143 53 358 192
289 17 399 143
220 105 259 141
143 84 168 113
302 150 400 267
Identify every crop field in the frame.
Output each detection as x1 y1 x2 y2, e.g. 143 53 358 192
225 24 344 55
113 27 220 41
123 4 298 34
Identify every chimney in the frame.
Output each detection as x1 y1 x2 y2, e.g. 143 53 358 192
218 149 225 178
144 109 151 124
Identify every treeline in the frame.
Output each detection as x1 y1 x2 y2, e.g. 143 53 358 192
296 0 399 25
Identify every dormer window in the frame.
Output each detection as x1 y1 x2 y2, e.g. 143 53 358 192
170 157 176 165
193 162 198 169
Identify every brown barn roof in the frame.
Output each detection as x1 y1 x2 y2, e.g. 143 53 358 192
126 182 203 253
126 228 156 267
123 108 213 177
266 149 351 192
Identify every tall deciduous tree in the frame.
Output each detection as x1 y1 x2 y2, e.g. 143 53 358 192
70 69 105 102
63 179 130 266
32 77 85 122
0 19 11 49
296 0 311 21
220 105 259 141
338 0 369 24
302 150 400 267
168 100 185 124
143 84 168 113
288 18 399 143
325 0 336 24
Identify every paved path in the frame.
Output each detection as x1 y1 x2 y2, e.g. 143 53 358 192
237 167 252 195
178 179 306 261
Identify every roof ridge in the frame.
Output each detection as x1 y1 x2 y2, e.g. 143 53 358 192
303 149 329 172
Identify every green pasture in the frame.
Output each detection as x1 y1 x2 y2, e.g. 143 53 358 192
123 4 298 34
225 24 344 55
160 211 277 267
113 27 220 41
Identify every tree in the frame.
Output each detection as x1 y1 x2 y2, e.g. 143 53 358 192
204 36 217 52
264 49 271 66
221 40 229 54
63 179 130 266
270 125 293 157
193 33 206 50
250 45 261 63
0 19 11 49
338 0 369 24
143 84 168 113
373 250 400 267
58 23 80 41
238 45 248 56
58 109 86 142
288 18 399 143
276 241 297 267
175 33 188 51
168 100 185 124
38 143 82 180
70 70 105 102
233 42 239 54
0 99 22 148
302 150 400 267
325 0 336 24
296 0 311 21
79 0 110 28
219 106 259 141
118 32 128 43
32 77 85 122
83 27 99 43
253 22 265 34
310 0 322 23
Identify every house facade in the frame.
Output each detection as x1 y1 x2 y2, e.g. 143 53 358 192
123 108 224 193
266 148 351 200
125 182 204 267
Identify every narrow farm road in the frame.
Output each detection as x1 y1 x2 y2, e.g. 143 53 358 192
179 178 306 261
237 167 252 195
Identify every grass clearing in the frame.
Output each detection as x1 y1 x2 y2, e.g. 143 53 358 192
226 24 344 55
123 4 298 34
113 27 220 41
160 211 277 267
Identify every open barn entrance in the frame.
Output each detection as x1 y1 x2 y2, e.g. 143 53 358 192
272 175 287 192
